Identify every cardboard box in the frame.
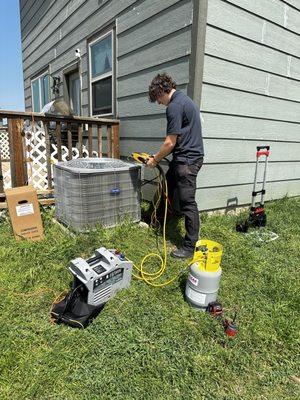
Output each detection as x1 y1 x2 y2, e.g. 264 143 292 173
5 185 44 241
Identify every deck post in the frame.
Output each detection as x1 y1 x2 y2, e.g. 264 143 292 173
8 117 26 187
112 125 120 158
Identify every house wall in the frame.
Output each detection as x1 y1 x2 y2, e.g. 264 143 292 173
20 0 300 211
199 0 300 209
20 0 193 130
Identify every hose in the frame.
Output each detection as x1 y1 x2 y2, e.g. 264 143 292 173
131 162 189 287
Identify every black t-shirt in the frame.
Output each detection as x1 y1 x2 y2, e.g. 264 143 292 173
166 90 204 164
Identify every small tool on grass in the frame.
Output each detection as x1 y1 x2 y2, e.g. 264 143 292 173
207 301 223 317
207 301 238 338
223 317 238 338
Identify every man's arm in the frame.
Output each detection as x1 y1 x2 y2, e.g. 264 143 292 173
147 134 177 168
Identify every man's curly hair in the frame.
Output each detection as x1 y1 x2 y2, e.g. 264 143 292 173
148 73 177 102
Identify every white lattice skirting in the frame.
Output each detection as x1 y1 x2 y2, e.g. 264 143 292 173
1 125 97 190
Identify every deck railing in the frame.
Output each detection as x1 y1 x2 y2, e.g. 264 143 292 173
0 110 119 201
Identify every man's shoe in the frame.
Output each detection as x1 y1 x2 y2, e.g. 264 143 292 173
170 247 194 259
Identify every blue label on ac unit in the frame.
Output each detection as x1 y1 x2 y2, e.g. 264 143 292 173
110 188 121 195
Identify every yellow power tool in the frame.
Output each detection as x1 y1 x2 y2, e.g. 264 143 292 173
131 152 151 164
132 152 164 175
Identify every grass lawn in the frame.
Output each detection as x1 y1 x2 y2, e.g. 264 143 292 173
0 197 299 400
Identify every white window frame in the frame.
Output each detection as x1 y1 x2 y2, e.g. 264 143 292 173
67 70 82 116
89 29 115 117
31 71 50 112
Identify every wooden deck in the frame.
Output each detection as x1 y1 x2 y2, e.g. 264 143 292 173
0 110 120 206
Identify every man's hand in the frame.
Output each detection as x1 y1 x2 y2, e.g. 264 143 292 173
146 156 157 168
146 134 177 168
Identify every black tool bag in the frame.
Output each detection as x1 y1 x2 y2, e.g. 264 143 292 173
51 278 104 328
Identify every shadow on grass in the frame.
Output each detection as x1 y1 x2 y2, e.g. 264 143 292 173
141 202 184 248
178 272 188 298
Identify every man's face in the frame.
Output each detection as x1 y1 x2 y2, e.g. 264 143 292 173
156 92 169 106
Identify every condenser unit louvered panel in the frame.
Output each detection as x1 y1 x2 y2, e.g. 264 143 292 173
53 158 141 231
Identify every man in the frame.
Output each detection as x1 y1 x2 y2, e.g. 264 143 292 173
147 73 204 259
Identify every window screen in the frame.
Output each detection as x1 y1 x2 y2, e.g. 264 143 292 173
31 73 50 112
92 76 112 115
32 79 41 112
91 34 112 78
89 31 114 116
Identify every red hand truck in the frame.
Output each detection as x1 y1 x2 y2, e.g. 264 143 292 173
236 145 270 233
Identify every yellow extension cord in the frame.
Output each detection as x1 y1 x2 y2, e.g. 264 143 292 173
130 166 189 287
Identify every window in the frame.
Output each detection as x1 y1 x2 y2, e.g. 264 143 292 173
31 72 50 112
89 30 114 116
67 70 81 116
